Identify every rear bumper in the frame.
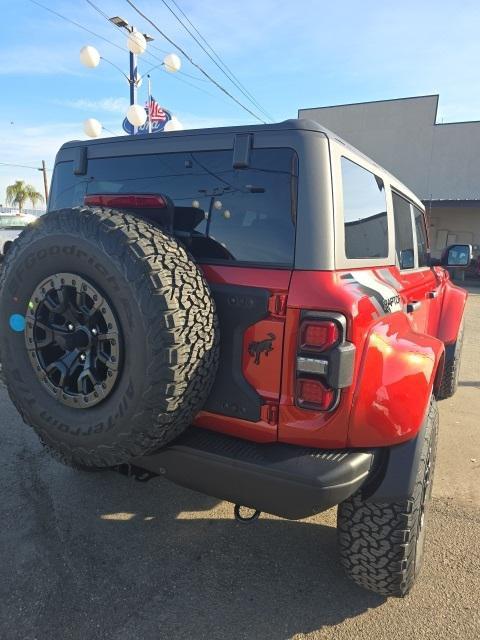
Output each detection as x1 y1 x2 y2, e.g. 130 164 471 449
130 427 376 520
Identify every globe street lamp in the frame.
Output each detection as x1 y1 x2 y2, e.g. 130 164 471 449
83 118 102 138
80 16 182 137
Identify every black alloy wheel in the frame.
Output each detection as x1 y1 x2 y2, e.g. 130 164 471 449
24 273 121 408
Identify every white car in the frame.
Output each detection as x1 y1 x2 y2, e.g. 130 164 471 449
0 214 36 258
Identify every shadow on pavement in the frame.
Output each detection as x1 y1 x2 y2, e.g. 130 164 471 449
4 447 386 640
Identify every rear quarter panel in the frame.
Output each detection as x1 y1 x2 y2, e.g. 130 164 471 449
280 269 445 448
347 312 443 447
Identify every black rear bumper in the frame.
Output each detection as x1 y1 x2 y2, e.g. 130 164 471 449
130 428 376 520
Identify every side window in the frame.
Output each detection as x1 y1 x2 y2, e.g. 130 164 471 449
392 192 415 269
413 206 429 267
341 157 388 259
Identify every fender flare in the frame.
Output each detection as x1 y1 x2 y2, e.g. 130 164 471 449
363 398 432 502
437 280 467 345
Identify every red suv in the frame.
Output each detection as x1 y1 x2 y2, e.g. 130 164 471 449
0 120 469 596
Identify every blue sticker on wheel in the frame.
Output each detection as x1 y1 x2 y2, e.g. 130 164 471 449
9 314 26 332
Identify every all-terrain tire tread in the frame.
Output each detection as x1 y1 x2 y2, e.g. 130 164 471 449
337 398 438 596
0 207 219 467
437 322 463 400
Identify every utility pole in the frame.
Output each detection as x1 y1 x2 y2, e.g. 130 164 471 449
38 160 49 204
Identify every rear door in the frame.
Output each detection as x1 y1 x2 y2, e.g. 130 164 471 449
188 146 297 440
391 191 437 332
48 138 298 440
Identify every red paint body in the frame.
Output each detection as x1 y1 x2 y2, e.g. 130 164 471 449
194 262 466 449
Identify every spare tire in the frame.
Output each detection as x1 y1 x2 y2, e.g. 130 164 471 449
0 207 219 467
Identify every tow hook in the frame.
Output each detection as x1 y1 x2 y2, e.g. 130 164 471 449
234 504 261 524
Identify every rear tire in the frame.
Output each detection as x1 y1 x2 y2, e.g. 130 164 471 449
337 397 438 597
437 320 464 400
0 207 219 468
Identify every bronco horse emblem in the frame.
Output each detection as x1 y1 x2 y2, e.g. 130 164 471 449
248 333 276 365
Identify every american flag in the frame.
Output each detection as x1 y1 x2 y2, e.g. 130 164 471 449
147 97 168 123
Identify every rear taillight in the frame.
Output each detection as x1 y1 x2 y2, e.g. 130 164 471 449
295 312 355 412
84 194 167 209
300 319 339 352
297 378 335 411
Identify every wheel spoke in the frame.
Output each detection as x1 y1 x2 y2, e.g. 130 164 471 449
34 321 70 349
46 349 81 383
97 350 119 371
97 331 118 343
43 289 64 313
77 367 97 395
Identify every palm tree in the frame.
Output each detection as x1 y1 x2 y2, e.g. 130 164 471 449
6 180 44 213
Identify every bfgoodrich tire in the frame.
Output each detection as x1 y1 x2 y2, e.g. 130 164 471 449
0 207 219 468
337 397 439 597
437 320 464 400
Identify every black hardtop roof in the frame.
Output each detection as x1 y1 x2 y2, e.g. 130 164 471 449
59 118 333 151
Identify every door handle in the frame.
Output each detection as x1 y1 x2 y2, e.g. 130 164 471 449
426 290 438 299
406 301 421 313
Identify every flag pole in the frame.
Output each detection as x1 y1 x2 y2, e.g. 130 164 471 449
147 74 152 134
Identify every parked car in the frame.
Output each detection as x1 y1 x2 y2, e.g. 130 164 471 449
0 214 36 258
0 120 469 597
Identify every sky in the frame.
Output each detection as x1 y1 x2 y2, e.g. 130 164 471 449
2 0 480 207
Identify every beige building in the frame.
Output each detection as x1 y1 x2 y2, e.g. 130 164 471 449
299 95 480 258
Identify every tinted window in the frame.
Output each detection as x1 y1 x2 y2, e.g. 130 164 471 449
341 157 388 259
49 149 297 266
414 206 429 267
392 192 415 269
49 161 88 210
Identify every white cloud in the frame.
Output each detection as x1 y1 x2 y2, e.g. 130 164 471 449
54 97 130 114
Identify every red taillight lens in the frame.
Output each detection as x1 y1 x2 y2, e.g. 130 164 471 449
300 320 339 352
297 378 335 411
84 194 167 209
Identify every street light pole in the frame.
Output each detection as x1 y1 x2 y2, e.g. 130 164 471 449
129 49 137 107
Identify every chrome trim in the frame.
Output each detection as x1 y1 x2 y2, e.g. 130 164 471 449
297 356 329 376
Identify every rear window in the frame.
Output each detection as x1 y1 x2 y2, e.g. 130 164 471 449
341 157 388 259
50 148 297 267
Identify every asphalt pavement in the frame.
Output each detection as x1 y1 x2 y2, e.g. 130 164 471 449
0 287 479 640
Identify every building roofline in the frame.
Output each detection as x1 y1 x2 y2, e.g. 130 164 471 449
298 94 439 115
299 94 480 128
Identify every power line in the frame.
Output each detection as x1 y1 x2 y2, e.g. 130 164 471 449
125 0 267 123
85 0 209 85
158 0 274 122
28 0 126 53
28 0 265 121
0 162 48 171
29 0 215 100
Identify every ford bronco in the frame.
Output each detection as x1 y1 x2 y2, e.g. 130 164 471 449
0 120 469 596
